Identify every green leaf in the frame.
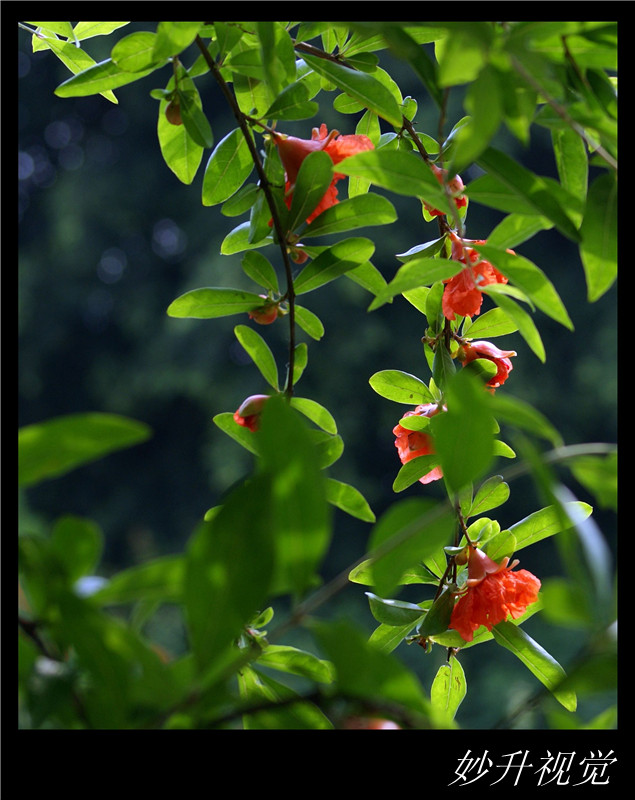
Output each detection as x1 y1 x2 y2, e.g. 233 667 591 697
430 656 467 721
167 287 266 318
381 25 444 108
202 128 254 206
325 478 376 522
579 172 617 301
294 237 375 294
568 452 617 512
256 645 334 684
476 147 581 242
336 150 449 211
489 392 563 446
417 585 457 638
152 21 203 59
213 412 259 455
367 498 455 598
111 31 163 72
19 413 151 488
256 21 296 97
256 397 331 598
73 22 130 41
54 58 158 98
369 257 462 310
286 150 334 232
31 36 118 103
294 305 325 340
462 307 518 339
392 455 440 493
369 369 433 404
468 475 510 518
290 397 337 435
485 289 546 362
449 64 503 173
50 515 103 584
221 182 259 217
26 21 76 39
509 501 593 551
185 474 275 672
366 592 427 627
430 371 495 494
492 622 577 711
178 88 214 149
158 87 204 184
241 251 279 293
221 220 273 255
263 81 319 121
301 53 403 126
92 556 185 605
475 244 573 329
234 324 279 391
300 193 397 238
486 213 553 250
552 127 588 226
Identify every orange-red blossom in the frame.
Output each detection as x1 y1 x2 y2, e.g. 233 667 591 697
442 233 510 321
233 394 269 432
458 340 516 390
392 403 443 485
423 163 467 217
272 124 374 224
449 544 541 643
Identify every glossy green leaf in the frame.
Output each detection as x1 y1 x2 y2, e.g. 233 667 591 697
430 371 495 494
476 147 580 242
263 81 319 120
286 150 334 232
221 182 259 217
221 220 273 254
568 452 617 512
468 475 510 518
300 193 397 238
234 324 279 391
435 22 493 87
294 237 375 294
366 592 427 627
92 556 185 605
579 172 617 302
290 397 337 435
31 35 118 103
167 287 265 318
449 64 503 173
178 88 214 149
54 58 158 99
381 25 444 108
26 21 76 39
485 289 545 362
202 128 254 206
213 412 259 455
19 413 151 488
301 53 403 126
111 31 162 72
509 501 593 551
349 559 437 588
475 244 573 330
492 622 577 711
486 213 553 250
336 149 449 211
392 455 440 493
344 261 388 296
241 251 279 293
552 127 588 226
292 342 308 386
462 308 518 339
256 644 334 683
152 21 203 59
311 430 344 470
73 22 130 41
431 656 467 721
256 21 296 97
325 478 375 523
367 498 455 598
294 305 325 340
369 257 462 310
185 474 275 671
158 85 204 184
369 369 433 404
256 397 331 598
417 585 457 638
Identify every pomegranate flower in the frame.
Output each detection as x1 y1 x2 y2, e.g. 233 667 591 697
458 340 516 390
233 394 269 432
449 544 541 643
423 163 468 217
272 124 374 224
442 234 509 321
392 403 443 484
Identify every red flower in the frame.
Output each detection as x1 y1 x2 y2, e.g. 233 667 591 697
392 403 443 484
233 394 269 432
449 545 541 643
273 124 374 224
423 163 468 217
458 340 516 389
442 234 509 321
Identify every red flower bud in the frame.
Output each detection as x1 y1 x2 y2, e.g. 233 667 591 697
248 296 282 325
422 163 467 217
233 394 269 432
442 234 509 320
458 340 516 389
392 403 443 484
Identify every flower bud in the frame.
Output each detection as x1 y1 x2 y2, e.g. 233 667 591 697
233 394 269 432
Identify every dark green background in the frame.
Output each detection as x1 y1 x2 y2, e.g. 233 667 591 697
18 25 617 728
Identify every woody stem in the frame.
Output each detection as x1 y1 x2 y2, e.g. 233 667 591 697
195 34 297 397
